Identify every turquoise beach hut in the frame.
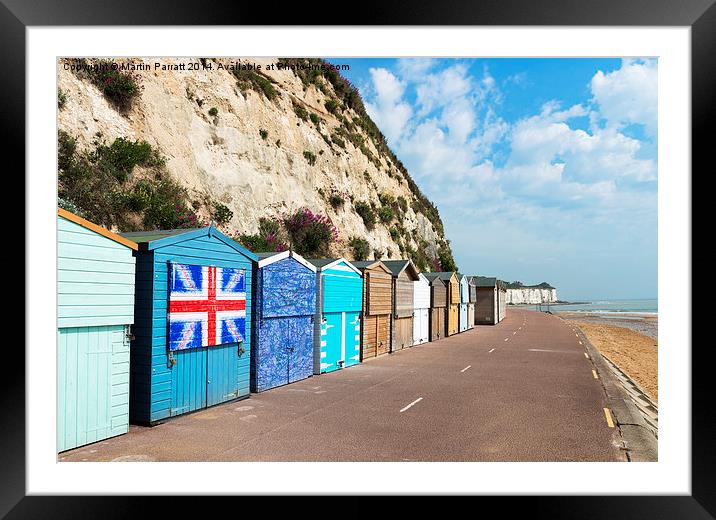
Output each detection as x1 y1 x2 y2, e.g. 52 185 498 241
307 258 363 374
121 225 257 424
57 208 138 452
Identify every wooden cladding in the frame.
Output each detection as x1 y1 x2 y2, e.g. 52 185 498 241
365 270 392 316
430 307 445 341
431 283 447 308
394 276 414 318
362 314 390 359
393 316 413 351
449 279 460 305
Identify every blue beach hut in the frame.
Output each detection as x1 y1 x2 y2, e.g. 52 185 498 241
57 208 138 452
252 251 317 392
307 258 363 374
120 225 257 424
459 274 469 333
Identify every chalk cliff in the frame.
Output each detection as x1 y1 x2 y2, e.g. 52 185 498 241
57 57 453 269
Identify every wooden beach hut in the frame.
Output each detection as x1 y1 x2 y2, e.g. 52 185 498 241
120 225 257 424
459 274 470 333
57 209 138 452
252 251 317 392
472 276 500 325
427 272 460 336
422 273 447 342
353 260 393 359
308 258 363 374
383 260 420 352
467 278 476 329
412 273 431 346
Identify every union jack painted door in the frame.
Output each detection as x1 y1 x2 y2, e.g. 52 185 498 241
168 264 247 351
167 263 246 415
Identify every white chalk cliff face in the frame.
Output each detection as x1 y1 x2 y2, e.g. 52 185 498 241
57 57 449 261
506 288 557 304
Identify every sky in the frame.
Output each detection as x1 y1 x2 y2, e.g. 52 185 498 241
333 58 657 301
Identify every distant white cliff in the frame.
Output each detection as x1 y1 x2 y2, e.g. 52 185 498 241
506 287 557 304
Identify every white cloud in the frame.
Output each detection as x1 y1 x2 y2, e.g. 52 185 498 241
360 58 657 294
364 68 412 143
590 58 658 136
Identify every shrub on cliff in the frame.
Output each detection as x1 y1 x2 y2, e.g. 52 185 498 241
58 130 200 231
354 201 376 230
233 68 277 101
283 208 338 257
75 59 143 112
213 202 233 225
348 237 369 261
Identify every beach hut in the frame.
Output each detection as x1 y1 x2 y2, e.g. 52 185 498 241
308 258 363 374
412 273 431 346
422 273 447 342
120 225 256 424
252 251 317 392
57 208 138 452
497 280 507 323
427 272 460 336
459 274 470 333
383 260 420 352
353 260 393 359
473 276 500 325
467 278 476 329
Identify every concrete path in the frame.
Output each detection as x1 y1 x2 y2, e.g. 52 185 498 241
60 309 626 462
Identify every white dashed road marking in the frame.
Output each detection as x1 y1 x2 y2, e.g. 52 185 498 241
461 365 471 373
489 348 495 353
400 397 423 413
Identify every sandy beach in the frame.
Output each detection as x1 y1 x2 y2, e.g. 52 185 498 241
560 312 658 402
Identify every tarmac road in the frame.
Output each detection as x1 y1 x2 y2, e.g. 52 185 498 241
59 309 626 462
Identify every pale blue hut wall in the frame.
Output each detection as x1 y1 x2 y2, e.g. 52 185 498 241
130 232 253 424
58 216 136 328
459 276 469 332
313 261 363 374
57 215 135 452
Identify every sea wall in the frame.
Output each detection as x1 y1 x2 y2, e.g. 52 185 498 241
506 288 557 305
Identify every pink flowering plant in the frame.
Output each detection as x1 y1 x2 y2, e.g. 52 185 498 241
283 207 339 257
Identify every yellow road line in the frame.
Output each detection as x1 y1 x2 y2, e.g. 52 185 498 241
592 369 599 379
603 407 615 428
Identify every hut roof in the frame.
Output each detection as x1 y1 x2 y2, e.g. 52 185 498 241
120 225 257 260
352 260 392 274
382 260 420 280
423 271 457 282
306 258 362 275
256 250 316 271
59 208 138 250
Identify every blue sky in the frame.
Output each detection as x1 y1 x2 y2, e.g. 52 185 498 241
333 58 657 301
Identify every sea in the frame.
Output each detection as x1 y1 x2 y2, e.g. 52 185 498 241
520 298 658 315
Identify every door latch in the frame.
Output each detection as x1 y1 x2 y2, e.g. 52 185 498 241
167 350 177 368
237 342 245 357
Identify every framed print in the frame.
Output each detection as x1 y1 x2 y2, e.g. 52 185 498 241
9 0 708 514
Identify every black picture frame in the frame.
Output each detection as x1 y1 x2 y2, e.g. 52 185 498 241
7 0 706 514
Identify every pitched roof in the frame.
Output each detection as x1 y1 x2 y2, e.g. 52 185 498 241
469 275 498 288
305 258 362 275
352 260 392 274
382 259 420 280
424 271 457 282
256 250 316 272
58 208 138 250
119 225 258 260
422 272 447 285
